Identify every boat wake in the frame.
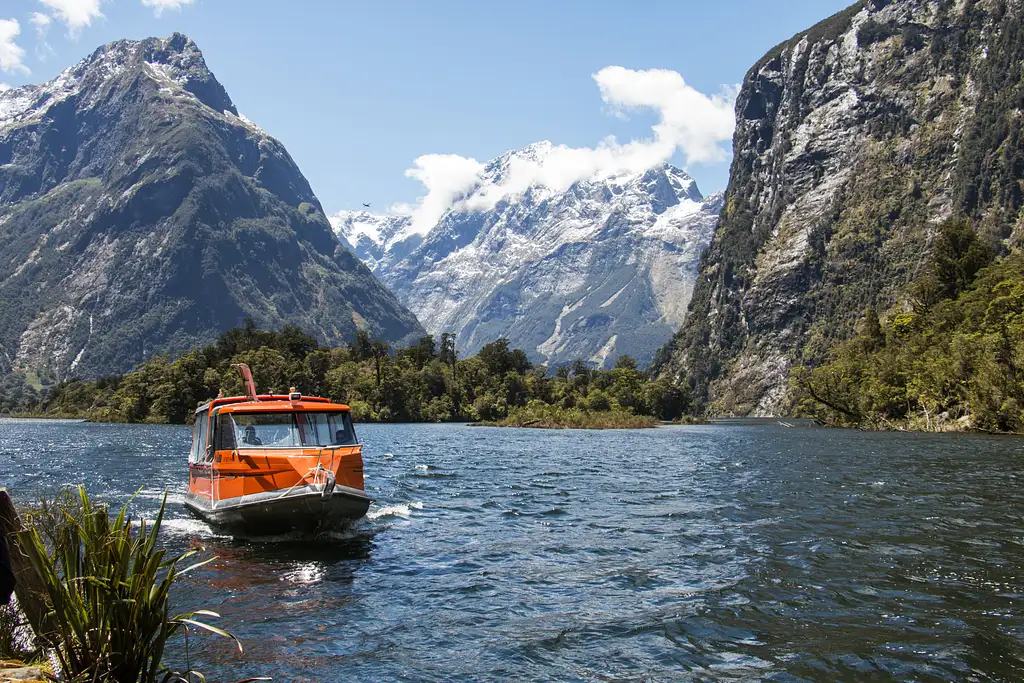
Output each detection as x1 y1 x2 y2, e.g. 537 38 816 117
367 501 424 521
147 501 422 545
159 517 229 538
136 488 186 505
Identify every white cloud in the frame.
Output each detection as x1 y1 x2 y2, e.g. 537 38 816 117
0 19 29 75
30 12 52 32
596 67 737 165
39 0 104 35
0 82 11 92
30 12 53 61
390 154 485 237
396 66 737 235
141 0 196 17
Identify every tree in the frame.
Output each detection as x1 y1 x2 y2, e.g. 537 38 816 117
860 306 885 352
609 365 645 413
931 218 992 300
643 378 689 421
439 333 457 367
370 341 390 389
614 355 638 371
226 348 290 395
478 339 516 376
570 360 591 392
23 321 704 427
353 330 373 362
304 348 333 396
407 335 437 369
277 324 320 360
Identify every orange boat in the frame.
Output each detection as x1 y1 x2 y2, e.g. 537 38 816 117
184 365 371 534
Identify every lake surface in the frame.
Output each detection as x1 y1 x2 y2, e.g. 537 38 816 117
1 420 1022 681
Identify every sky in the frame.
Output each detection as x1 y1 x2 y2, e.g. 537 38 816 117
0 0 854 219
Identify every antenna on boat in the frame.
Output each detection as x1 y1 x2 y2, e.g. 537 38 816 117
233 363 259 401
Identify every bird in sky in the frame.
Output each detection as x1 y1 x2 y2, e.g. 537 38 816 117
362 203 371 208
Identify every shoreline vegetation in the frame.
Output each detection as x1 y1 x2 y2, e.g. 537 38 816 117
477 402 660 430
789 219 1024 435
0 487 252 681
0 325 690 430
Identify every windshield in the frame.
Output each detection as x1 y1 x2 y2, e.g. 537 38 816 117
219 411 357 449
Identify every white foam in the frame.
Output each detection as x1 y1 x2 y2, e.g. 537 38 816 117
158 518 227 538
135 489 185 504
281 562 324 585
367 502 424 521
317 526 366 542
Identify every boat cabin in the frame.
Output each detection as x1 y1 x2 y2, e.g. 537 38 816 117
189 394 359 465
183 381 371 533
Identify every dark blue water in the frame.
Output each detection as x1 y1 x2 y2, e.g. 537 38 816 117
1 419 1023 681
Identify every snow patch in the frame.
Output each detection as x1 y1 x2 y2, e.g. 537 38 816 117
600 281 631 308
537 296 587 362
588 334 618 368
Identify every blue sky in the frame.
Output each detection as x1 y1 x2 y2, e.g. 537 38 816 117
2 0 853 215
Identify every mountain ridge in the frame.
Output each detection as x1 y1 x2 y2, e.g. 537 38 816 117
655 0 1024 415
333 150 721 368
0 33 424 381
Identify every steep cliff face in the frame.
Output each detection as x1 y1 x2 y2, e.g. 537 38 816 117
334 143 722 368
656 0 1024 415
0 34 423 380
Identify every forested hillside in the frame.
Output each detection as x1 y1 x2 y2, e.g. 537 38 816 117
655 0 1024 427
792 219 1024 431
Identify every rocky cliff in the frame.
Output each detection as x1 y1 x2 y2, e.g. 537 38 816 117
333 143 722 368
655 0 1024 415
0 34 423 380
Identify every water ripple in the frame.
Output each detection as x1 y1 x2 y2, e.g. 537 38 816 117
0 421 1022 680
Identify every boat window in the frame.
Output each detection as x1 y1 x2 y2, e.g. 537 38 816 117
195 410 209 462
298 411 357 446
216 415 237 450
189 414 203 463
228 413 300 448
223 411 357 448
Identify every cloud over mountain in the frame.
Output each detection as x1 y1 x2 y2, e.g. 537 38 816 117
392 66 737 236
142 0 197 17
38 0 104 35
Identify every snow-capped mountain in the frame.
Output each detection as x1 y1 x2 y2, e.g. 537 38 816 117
0 34 423 379
332 142 722 368
330 211 412 273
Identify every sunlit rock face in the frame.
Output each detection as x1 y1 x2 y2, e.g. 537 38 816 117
333 143 721 369
656 0 1024 416
0 34 423 379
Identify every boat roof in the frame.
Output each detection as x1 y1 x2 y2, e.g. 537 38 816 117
195 395 351 415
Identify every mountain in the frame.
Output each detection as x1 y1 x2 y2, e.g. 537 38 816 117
330 211 412 274
332 142 722 368
0 34 423 381
654 0 1024 415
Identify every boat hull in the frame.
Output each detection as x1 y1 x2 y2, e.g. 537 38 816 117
184 484 371 535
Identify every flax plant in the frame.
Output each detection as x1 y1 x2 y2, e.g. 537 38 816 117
16 486 254 682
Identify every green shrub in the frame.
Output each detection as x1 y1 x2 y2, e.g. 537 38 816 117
17 487 250 682
491 400 657 429
793 251 1024 432
857 19 897 47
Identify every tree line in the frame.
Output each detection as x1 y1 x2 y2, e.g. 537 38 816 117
2 321 690 425
791 218 1024 432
